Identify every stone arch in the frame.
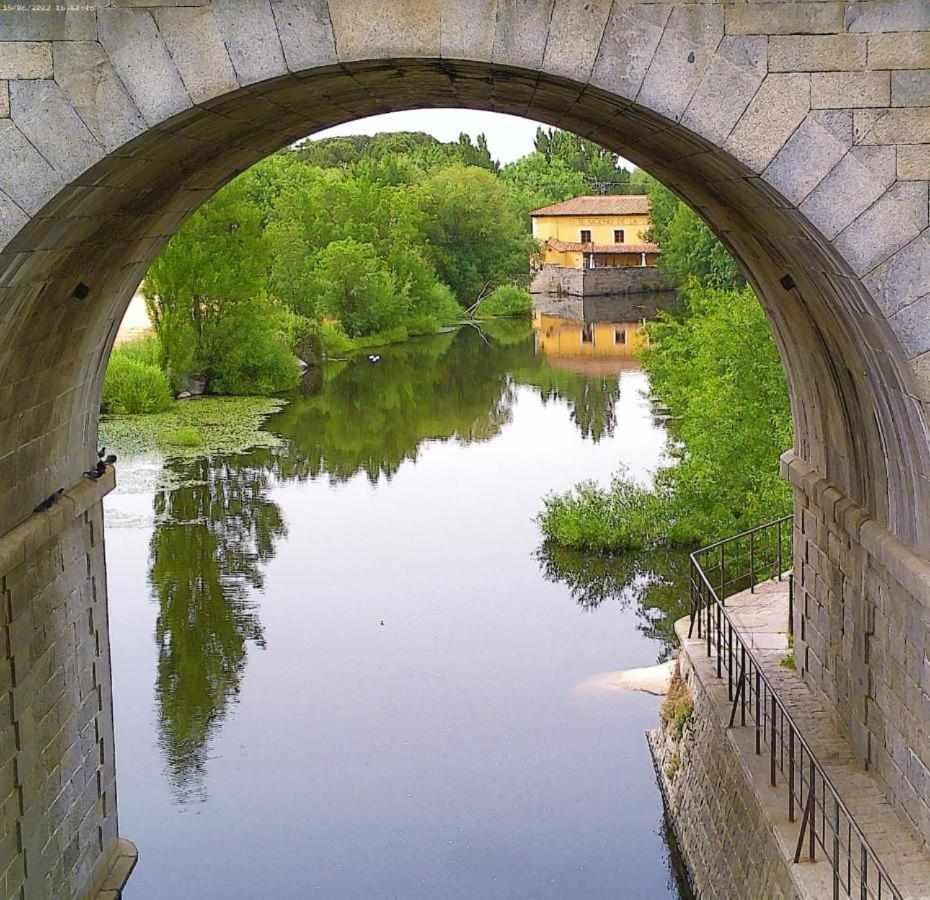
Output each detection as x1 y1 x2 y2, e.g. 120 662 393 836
1 2 930 897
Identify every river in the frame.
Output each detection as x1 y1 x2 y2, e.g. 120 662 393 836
104 302 692 899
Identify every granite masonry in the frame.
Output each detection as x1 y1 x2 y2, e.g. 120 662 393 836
1 1 930 897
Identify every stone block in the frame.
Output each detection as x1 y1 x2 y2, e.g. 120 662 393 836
0 41 51 79
812 71 890 109
847 0 930 33
542 0 612 84
154 7 239 105
270 0 338 72
0 120 63 215
891 294 930 359
769 35 866 73
725 2 843 35
899 145 930 180
800 146 896 240
97 9 191 125
590 3 670 101
212 0 288 85
860 108 930 144
764 110 852 206
439 0 495 61
491 0 555 71
52 42 146 152
0 9 97 42
9 80 102 180
638 5 724 121
893 71 930 108
865 231 930 318
681 36 766 145
725 73 810 174
869 33 930 70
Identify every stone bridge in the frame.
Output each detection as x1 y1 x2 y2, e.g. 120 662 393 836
1 1 930 896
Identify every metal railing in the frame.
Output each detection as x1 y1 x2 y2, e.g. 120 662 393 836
687 515 902 900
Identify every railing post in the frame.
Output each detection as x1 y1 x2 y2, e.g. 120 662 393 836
777 517 783 581
750 529 755 593
719 543 725 600
833 799 840 900
771 693 778 787
789 729 795 822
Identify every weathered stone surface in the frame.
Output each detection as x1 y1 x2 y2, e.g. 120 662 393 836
97 8 191 125
835 182 928 276
764 110 852 206
0 41 51 79
770 35 867 73
0 9 97 41
638 5 724 120
864 230 930 316
681 36 766 144
847 0 930 34
155 7 239 105
0 190 26 247
726 1 843 36
813 71 890 109
440 0 496 61
492 0 554 71
53 42 146 152
590 3 671 101
212 0 287 86
869 33 930 69
9 80 101 179
0 120 62 214
800 146 896 239
891 294 930 358
898 144 930 180
270 0 338 72
542 0 612 84
892 70 930 107
860 107 930 144
330 0 440 62
725 73 810 173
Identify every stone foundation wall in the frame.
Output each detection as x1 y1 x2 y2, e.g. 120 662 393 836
783 451 930 848
650 657 802 900
0 470 126 900
530 265 674 296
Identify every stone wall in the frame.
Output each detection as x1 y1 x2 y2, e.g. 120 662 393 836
0 469 133 900
784 451 930 848
650 658 802 900
530 265 675 297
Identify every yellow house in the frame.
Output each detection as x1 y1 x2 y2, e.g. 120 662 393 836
531 195 660 269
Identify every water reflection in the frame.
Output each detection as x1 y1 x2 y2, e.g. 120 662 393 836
149 454 285 800
536 544 689 659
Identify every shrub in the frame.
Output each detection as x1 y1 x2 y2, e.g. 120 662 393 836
102 350 173 415
660 673 693 742
538 470 674 553
476 284 531 318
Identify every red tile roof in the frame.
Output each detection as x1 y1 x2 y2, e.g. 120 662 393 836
530 195 651 217
546 238 660 255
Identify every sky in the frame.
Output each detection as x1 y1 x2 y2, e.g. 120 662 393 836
311 109 549 166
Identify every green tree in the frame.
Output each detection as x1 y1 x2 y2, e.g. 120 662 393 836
534 127 633 193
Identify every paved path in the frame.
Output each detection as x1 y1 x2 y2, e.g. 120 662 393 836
710 578 930 899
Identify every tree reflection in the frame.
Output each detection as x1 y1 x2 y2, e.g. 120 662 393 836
149 454 285 801
536 543 690 659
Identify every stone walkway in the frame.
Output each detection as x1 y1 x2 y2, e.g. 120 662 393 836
698 578 930 900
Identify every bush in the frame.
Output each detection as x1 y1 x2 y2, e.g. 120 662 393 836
538 470 674 553
476 284 531 318
205 300 299 396
102 349 173 415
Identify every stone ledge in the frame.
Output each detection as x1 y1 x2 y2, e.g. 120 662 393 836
83 838 138 900
780 450 930 608
0 466 115 577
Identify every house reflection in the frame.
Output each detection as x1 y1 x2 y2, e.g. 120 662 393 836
533 311 648 376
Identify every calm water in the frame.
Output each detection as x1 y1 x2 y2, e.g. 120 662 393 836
105 311 691 899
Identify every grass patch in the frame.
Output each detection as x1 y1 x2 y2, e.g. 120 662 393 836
660 672 693 742
102 338 172 415
780 654 797 670
100 396 286 459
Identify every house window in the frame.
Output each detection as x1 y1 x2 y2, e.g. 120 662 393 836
614 229 625 243
579 229 592 243
615 328 627 345
581 324 594 345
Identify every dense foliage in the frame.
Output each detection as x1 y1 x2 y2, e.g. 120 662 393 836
102 338 173 415
539 182 792 549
